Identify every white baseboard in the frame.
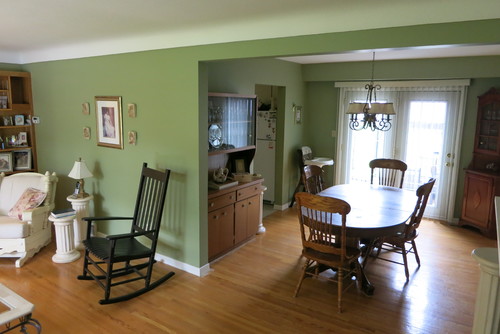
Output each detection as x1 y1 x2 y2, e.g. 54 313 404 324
273 202 289 211
155 253 211 277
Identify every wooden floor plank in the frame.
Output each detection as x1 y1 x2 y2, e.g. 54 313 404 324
0 208 496 333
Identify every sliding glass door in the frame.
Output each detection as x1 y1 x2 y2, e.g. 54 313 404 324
337 83 467 221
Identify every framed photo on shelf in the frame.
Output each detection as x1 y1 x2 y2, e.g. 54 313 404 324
13 149 31 170
14 115 24 126
18 132 28 145
95 96 123 149
0 152 13 172
2 116 12 126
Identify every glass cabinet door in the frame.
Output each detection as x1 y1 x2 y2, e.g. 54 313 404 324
208 94 256 153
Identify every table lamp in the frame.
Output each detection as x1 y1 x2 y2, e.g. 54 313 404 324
68 158 93 198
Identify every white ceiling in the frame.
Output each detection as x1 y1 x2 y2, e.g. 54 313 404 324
1 0 500 64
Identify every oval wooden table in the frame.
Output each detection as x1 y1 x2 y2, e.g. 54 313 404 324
317 183 417 295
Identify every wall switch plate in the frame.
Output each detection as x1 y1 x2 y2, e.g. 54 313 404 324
32 116 40 124
331 130 337 137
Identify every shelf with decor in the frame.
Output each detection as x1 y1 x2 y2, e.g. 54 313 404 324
0 70 37 175
461 87 500 238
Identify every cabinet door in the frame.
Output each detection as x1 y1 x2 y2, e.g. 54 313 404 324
234 194 260 244
462 173 493 229
208 205 234 260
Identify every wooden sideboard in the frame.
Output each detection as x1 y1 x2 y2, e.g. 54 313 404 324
208 178 263 261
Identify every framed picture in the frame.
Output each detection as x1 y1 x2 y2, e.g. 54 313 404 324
2 116 12 126
83 127 91 140
235 159 246 173
127 103 136 118
82 102 90 115
95 96 123 149
0 152 13 172
14 115 25 126
18 131 28 145
13 149 31 170
128 131 137 145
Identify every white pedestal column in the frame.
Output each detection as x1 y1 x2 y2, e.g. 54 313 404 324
472 247 500 334
67 195 93 250
49 215 80 263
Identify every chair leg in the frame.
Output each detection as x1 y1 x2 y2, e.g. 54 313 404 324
103 261 113 302
77 249 91 280
294 260 310 297
401 244 410 281
337 268 343 313
412 240 421 266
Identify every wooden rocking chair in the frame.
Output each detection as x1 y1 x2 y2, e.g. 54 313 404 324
77 163 174 304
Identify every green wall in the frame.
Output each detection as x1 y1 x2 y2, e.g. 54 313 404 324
5 19 498 270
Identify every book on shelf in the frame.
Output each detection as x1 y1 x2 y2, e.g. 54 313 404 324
50 208 76 218
208 180 238 190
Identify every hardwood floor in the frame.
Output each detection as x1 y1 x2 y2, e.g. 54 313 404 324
0 208 496 334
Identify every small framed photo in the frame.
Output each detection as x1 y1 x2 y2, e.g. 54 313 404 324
14 115 24 126
128 131 137 145
18 131 28 145
2 116 12 126
235 159 246 173
13 149 31 170
95 96 123 149
82 102 90 115
0 152 13 172
127 103 136 118
83 127 91 140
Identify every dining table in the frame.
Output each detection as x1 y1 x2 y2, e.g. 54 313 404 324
317 183 417 295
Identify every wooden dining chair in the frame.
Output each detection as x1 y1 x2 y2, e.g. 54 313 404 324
369 158 408 188
372 178 436 281
294 192 362 313
302 165 325 195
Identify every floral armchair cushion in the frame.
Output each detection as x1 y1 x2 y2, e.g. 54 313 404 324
8 187 47 220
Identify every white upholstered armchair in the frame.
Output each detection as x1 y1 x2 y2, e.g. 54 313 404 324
0 172 58 267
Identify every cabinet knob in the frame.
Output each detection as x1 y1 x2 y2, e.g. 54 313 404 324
210 202 214 207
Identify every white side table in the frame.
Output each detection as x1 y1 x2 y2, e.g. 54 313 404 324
472 247 500 334
67 195 93 250
49 215 80 263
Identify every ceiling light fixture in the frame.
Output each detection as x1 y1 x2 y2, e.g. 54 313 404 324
346 52 395 131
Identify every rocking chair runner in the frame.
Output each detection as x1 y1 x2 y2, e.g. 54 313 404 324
77 163 174 304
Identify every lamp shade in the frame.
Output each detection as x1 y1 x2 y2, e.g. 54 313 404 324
346 102 395 115
68 159 93 179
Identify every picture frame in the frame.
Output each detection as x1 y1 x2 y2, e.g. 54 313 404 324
127 103 136 118
82 102 90 115
235 159 246 173
95 96 123 149
18 131 27 145
13 149 31 170
0 152 13 172
83 127 91 140
128 131 137 145
14 115 24 126
2 116 12 126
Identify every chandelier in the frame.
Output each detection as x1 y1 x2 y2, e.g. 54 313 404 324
346 52 395 131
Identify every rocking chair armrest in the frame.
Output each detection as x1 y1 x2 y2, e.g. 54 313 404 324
82 216 134 239
106 230 150 241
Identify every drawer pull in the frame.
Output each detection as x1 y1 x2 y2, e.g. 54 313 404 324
210 202 215 207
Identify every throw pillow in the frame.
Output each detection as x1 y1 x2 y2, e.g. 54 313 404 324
8 187 47 220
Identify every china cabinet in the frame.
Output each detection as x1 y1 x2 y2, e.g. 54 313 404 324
461 88 500 238
207 92 263 261
0 71 37 174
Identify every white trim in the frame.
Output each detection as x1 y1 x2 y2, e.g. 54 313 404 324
334 79 471 88
155 253 212 277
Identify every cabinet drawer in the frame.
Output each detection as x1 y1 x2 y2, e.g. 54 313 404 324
237 184 261 201
208 191 236 212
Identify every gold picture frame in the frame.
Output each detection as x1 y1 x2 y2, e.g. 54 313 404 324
95 96 123 149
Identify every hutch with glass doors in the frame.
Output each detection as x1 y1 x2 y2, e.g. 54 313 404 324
207 92 264 261
0 71 37 174
461 88 500 238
